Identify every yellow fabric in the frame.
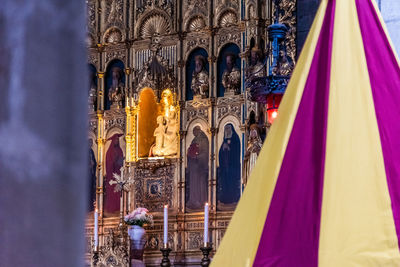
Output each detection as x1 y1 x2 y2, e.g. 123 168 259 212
318 0 400 266
210 1 329 266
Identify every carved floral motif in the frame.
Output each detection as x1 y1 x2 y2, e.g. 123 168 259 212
105 0 123 25
187 232 203 250
105 50 126 65
133 162 175 211
217 32 241 48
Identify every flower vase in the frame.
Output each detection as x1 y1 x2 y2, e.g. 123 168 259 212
128 225 146 267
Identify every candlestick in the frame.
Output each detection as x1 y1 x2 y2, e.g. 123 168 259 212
204 203 209 246
200 244 212 267
163 205 168 247
94 209 99 248
160 247 172 267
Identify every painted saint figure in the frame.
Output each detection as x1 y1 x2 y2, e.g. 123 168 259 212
104 133 124 216
222 53 241 94
88 139 97 212
186 126 209 211
217 124 241 209
108 67 125 109
191 55 209 98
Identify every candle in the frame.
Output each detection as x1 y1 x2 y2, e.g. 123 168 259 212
163 205 168 247
94 209 99 248
204 203 209 246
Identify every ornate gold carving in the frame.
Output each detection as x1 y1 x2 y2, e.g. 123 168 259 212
139 13 171 39
98 71 105 79
276 0 297 64
105 50 126 64
105 0 123 25
218 11 238 27
188 16 206 32
186 37 208 52
104 27 123 44
217 32 241 48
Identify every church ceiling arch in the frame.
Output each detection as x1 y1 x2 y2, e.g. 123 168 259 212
136 10 172 39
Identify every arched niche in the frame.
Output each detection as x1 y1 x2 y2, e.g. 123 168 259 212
185 48 209 100
185 119 210 212
138 88 158 158
217 43 241 97
88 133 97 213
105 59 125 110
88 64 97 111
103 128 125 217
216 116 242 211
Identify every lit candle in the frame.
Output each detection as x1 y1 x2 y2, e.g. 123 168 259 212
204 203 209 246
94 209 99 248
163 205 168 247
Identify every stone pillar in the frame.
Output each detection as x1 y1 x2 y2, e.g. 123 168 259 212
0 1 87 266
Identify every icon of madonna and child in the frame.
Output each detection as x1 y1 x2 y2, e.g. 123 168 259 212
149 90 179 157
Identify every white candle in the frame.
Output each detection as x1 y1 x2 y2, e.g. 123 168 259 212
204 203 209 246
94 209 99 248
163 205 168 247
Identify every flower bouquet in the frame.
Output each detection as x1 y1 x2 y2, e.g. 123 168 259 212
124 207 154 227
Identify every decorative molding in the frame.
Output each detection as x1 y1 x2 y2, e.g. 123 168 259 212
218 10 238 28
187 232 203 250
104 27 123 44
139 13 171 39
104 116 125 131
216 31 241 48
216 94 244 122
136 0 173 17
187 16 206 32
133 160 176 211
105 50 126 65
87 53 99 66
86 0 96 33
276 0 297 64
186 37 209 53
89 120 98 133
105 0 124 28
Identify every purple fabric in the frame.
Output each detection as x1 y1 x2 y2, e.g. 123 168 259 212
356 0 400 248
253 1 335 266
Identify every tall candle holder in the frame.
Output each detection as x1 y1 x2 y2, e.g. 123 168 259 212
160 244 172 267
200 243 212 267
92 246 99 266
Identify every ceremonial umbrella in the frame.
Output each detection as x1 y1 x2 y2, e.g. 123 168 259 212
211 0 400 266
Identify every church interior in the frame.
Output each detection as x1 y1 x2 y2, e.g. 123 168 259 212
85 0 300 265
1 0 399 266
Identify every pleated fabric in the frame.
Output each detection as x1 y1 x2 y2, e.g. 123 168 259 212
210 0 400 266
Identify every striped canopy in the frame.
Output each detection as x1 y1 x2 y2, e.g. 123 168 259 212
211 0 400 266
